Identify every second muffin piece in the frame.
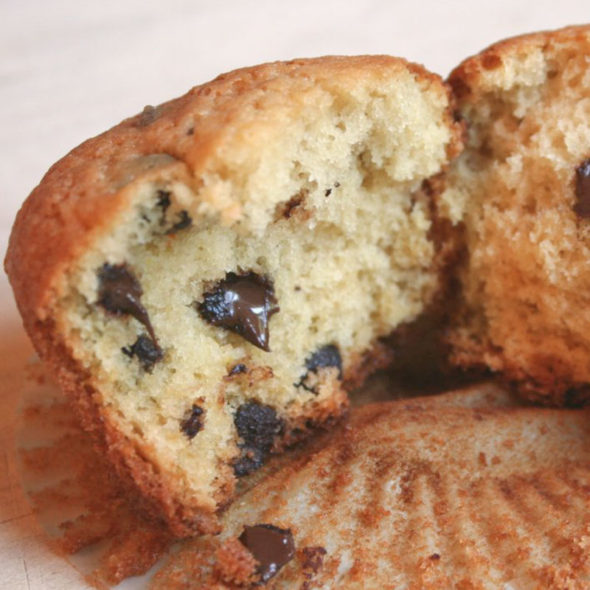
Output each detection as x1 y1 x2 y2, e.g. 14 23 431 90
443 25 590 404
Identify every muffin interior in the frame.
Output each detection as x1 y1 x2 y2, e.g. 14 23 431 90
53 67 458 518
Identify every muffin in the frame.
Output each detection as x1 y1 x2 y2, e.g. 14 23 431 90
442 25 590 404
152 384 590 588
5 56 462 535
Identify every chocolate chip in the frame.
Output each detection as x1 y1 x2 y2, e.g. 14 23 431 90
233 402 283 477
430 553 441 561
229 363 247 375
324 188 332 197
238 524 295 583
180 405 205 439
165 210 192 234
97 264 159 346
233 447 266 477
156 190 171 211
197 272 279 351
574 159 590 218
122 334 163 371
295 345 342 393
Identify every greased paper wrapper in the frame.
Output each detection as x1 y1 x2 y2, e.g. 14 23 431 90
16 362 590 589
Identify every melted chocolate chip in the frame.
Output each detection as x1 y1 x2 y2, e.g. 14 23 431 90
574 159 590 218
233 447 266 478
197 272 279 351
295 345 342 393
180 405 205 439
166 210 192 234
122 334 163 371
97 264 159 345
156 190 171 211
238 524 295 583
304 345 342 377
233 402 283 477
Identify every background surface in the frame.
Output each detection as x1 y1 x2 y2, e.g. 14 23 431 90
1 1 588 588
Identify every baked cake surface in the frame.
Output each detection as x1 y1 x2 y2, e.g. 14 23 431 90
5 56 461 535
151 385 590 588
442 25 590 403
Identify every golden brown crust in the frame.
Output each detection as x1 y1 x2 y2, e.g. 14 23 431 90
449 24 590 103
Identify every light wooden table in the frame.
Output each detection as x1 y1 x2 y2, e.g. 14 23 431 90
1 1 588 587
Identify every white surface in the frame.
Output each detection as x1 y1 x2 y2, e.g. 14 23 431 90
0 1 588 588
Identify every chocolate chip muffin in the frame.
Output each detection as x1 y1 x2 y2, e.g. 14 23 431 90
5 56 462 536
442 25 590 404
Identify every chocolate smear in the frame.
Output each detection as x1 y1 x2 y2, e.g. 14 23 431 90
122 335 163 371
97 264 159 346
238 524 295 583
233 402 283 477
180 405 205 439
197 272 279 351
574 158 590 218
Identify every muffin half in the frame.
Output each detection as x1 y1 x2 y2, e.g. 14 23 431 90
6 56 461 535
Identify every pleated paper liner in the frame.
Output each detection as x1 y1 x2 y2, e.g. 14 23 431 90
18 361 590 588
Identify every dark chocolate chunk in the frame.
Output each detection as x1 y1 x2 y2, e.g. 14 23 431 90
233 402 283 477
234 402 283 450
122 334 163 371
295 345 342 393
136 105 160 127
574 159 590 218
197 272 279 351
97 264 159 346
304 345 342 377
156 190 171 211
324 188 332 197
166 210 192 234
238 524 295 583
233 447 266 477
180 404 205 439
